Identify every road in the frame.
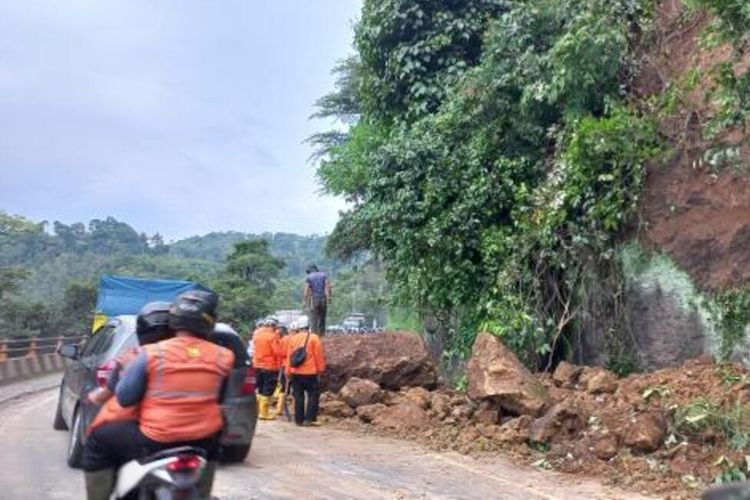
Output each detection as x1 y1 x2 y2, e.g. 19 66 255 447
0 377 655 500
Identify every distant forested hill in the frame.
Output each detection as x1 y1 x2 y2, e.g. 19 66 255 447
0 211 391 338
170 231 344 277
0 217 338 303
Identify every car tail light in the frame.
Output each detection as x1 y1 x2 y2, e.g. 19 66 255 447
167 454 201 473
241 366 256 395
96 360 116 389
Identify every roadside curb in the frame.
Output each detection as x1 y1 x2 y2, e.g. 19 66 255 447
0 354 65 386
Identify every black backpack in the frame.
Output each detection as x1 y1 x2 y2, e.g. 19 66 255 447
289 331 311 368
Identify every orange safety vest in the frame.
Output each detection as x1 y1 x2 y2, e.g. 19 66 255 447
86 347 141 435
139 336 234 443
286 331 326 376
253 327 283 371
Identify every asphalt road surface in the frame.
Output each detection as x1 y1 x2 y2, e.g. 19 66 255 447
0 377 655 500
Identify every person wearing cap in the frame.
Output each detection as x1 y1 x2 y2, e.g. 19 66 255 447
81 302 174 500
303 264 332 335
285 315 326 426
115 290 234 496
252 315 284 420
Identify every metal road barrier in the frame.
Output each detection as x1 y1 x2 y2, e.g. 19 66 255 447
0 336 85 385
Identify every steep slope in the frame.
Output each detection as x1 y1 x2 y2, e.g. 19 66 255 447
637 0 750 291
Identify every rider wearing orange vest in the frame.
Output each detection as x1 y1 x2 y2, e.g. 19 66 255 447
114 290 234 497
82 301 174 500
253 316 284 420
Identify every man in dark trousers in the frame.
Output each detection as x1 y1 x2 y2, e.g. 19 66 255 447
303 264 331 335
285 315 326 426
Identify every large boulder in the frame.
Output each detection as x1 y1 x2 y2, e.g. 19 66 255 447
320 400 355 419
356 403 387 423
593 434 620 461
373 401 430 430
492 416 533 444
322 332 439 392
529 401 586 444
339 377 383 408
402 386 431 410
552 361 583 387
467 332 550 416
581 367 618 394
624 412 667 453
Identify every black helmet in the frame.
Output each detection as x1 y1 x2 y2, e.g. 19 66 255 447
136 301 173 345
168 290 218 338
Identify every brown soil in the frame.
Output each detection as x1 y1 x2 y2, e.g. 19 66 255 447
642 166 750 290
323 358 750 499
634 0 750 290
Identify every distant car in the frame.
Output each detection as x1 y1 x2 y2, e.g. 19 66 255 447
54 316 258 468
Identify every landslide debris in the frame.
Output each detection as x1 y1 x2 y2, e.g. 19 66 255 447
321 331 439 392
467 332 549 417
319 333 750 499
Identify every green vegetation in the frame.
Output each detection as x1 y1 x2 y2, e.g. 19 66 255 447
313 0 663 366
713 289 750 360
675 398 750 455
211 240 284 328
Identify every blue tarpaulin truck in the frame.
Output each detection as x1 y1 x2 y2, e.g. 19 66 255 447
93 274 212 331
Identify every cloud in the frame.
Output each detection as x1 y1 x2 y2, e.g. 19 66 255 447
0 0 358 240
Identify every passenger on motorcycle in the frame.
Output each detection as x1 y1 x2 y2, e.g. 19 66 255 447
82 301 174 500
115 290 234 498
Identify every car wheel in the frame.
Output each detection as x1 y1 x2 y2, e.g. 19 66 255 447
53 385 68 431
67 406 85 469
220 444 251 463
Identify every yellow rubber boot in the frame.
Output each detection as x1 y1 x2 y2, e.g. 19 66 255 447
275 392 285 416
258 395 276 421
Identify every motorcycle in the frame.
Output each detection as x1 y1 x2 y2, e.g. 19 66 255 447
112 446 207 500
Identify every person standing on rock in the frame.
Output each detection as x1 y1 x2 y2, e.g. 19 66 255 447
303 264 331 335
286 315 326 426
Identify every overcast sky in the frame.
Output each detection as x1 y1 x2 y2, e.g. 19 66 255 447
0 1 360 240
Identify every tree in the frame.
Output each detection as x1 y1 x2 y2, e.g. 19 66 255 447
307 55 363 162
313 0 658 366
212 240 285 330
59 281 97 334
0 268 28 300
0 211 38 236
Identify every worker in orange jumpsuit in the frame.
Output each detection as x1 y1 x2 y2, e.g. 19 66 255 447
82 301 173 500
252 316 284 420
286 315 326 426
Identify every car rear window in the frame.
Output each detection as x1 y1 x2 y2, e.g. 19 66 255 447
80 324 117 358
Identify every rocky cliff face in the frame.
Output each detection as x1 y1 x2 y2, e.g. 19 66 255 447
606 0 750 369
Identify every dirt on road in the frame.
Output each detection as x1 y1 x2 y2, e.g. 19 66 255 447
0 379 652 500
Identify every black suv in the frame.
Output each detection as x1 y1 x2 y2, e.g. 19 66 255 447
55 316 257 468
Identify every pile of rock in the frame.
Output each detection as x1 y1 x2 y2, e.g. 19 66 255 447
319 330 669 464
321 331 439 392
